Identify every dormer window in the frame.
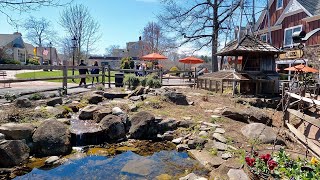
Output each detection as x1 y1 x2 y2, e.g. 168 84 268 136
277 0 283 9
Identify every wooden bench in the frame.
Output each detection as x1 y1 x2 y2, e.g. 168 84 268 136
0 71 10 88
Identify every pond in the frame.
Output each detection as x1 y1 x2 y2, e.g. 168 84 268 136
15 150 208 180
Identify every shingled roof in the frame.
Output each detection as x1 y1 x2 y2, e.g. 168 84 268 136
297 0 320 15
216 35 280 56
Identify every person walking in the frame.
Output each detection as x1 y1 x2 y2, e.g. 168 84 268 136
79 60 89 87
91 61 99 84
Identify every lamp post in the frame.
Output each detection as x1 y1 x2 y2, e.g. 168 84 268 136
71 36 77 80
49 42 52 71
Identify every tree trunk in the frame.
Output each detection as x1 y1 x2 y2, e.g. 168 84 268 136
212 0 219 72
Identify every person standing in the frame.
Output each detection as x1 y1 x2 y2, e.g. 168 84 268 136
79 60 89 87
91 61 99 84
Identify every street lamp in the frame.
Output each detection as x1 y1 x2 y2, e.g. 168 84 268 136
71 36 77 79
49 42 52 71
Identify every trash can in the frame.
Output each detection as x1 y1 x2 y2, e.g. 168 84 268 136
115 73 124 87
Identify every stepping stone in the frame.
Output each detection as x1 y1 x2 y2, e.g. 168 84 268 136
201 122 221 128
213 141 228 151
172 137 183 144
227 169 249 180
221 152 232 160
213 133 227 143
214 128 226 134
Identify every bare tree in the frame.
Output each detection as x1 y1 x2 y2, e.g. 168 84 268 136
105 45 120 56
158 0 241 72
23 16 56 47
142 22 176 54
60 4 101 62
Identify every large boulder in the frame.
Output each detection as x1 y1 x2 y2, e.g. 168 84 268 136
127 86 145 98
99 115 126 142
164 91 189 105
0 140 30 167
87 94 103 104
15 98 32 108
93 108 112 122
221 107 272 126
241 123 283 144
0 123 35 141
46 97 63 107
79 105 100 120
128 111 159 139
32 120 71 156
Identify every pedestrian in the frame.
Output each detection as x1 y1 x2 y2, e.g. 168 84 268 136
91 61 99 84
79 60 89 87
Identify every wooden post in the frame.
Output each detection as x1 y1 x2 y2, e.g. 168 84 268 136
315 83 319 100
159 68 163 84
102 65 106 86
204 79 207 90
221 80 224 94
62 65 68 95
215 81 218 93
209 80 212 91
196 78 199 89
255 80 259 95
108 65 111 88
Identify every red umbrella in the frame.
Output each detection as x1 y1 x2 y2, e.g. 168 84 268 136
284 64 318 73
141 53 167 60
179 56 204 64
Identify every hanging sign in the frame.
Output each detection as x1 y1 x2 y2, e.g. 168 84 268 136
279 50 303 60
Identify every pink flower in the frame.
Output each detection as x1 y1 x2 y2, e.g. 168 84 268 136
268 160 278 170
260 154 271 163
245 156 256 167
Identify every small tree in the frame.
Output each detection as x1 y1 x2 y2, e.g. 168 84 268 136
120 57 134 69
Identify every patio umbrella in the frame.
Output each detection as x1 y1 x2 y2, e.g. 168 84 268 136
284 64 319 73
141 53 167 60
179 56 204 64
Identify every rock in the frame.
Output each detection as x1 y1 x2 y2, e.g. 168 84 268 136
160 132 174 141
179 173 207 180
199 131 208 137
121 158 154 176
214 128 226 134
57 118 70 125
164 91 189 105
127 86 145 98
222 107 272 126
213 141 228 151
201 122 221 128
221 152 232 160
46 97 63 107
241 123 283 144
0 123 35 141
188 101 194 105
99 115 126 142
45 156 60 166
211 115 221 119
213 107 225 114
188 137 206 149
176 144 189 151
172 137 183 144
103 92 128 99
129 96 141 101
204 110 214 113
212 133 227 143
129 104 138 112
15 98 31 108
70 120 103 146
67 102 80 112
0 140 30 167
45 106 70 119
177 120 195 128
128 111 158 139
227 169 249 180
79 105 100 120
93 90 104 95
93 108 112 122
32 120 71 156
0 133 5 141
156 174 172 180
158 119 179 132
112 107 124 115
188 150 225 170
87 94 103 104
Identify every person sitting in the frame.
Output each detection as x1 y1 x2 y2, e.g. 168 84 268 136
79 60 89 87
91 61 99 84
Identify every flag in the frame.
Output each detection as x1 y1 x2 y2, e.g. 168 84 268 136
43 49 49 56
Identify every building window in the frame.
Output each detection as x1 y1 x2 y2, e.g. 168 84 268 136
284 25 302 47
260 34 268 42
277 0 283 9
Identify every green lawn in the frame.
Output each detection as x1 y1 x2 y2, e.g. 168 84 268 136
15 70 115 84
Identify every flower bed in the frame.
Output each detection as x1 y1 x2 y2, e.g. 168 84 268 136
244 149 320 179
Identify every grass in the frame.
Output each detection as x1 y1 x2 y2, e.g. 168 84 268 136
15 70 115 84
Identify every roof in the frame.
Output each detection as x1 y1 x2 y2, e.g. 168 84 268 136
200 70 252 81
217 35 280 56
297 0 320 15
0 33 22 47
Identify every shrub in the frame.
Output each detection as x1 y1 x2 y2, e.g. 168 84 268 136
169 66 180 76
139 77 147 87
0 59 21 65
120 57 134 70
28 93 46 100
27 58 40 65
124 74 140 89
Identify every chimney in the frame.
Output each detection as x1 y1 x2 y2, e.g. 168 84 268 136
139 36 142 41
13 32 22 36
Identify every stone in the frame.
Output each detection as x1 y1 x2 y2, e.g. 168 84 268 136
0 133 5 141
204 110 214 113
127 86 145 98
163 91 189 105
188 137 206 149
172 137 183 144
211 115 221 119
103 92 128 99
161 132 174 141
213 133 227 143
79 105 100 120
213 141 228 151
93 108 112 122
45 156 60 166
214 128 226 134
179 173 207 180
128 111 159 139
57 118 70 125
156 174 172 180
32 119 71 156
93 90 104 95
241 123 283 144
183 117 192 121
45 106 70 119
129 96 141 101
177 120 195 128
221 152 232 160
0 140 30 167
87 94 103 104
46 97 63 107
227 169 249 180
121 158 154 176
201 122 221 128
176 144 189 152
15 98 31 108
158 119 179 132
70 120 103 146
0 123 35 141
67 102 80 112
199 131 208 137
129 104 138 112
112 107 124 115
99 115 126 142
189 150 225 169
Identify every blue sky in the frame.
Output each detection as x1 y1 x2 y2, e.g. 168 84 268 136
0 0 161 55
